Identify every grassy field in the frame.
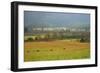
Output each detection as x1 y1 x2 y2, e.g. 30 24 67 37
24 39 90 62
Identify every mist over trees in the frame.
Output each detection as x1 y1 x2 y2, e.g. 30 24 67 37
24 23 90 43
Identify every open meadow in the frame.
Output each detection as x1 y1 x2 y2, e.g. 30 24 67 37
24 39 90 62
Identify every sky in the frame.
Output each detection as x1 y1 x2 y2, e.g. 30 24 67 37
24 11 90 28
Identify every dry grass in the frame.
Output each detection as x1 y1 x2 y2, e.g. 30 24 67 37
24 39 90 62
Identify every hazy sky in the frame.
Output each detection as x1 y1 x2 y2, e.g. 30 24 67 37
24 11 90 27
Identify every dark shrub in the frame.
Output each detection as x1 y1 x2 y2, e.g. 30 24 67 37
26 37 33 42
80 38 85 42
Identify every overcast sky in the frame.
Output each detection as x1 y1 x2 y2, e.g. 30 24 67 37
24 11 90 27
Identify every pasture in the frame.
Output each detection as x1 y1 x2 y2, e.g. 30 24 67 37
24 39 90 62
